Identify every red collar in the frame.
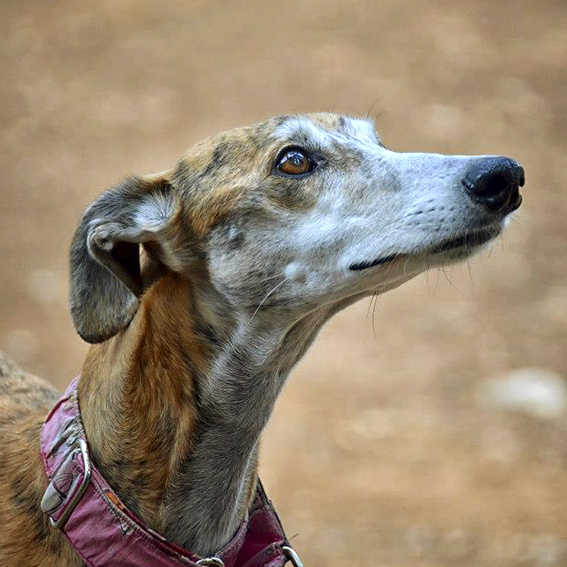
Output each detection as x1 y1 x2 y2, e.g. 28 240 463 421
40 378 303 567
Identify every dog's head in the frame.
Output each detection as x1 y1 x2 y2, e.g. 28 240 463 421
70 113 524 343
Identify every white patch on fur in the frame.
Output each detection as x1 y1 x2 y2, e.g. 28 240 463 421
135 192 176 232
273 118 333 149
284 262 306 283
344 117 378 144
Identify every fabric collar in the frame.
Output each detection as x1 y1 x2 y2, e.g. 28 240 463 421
40 377 302 567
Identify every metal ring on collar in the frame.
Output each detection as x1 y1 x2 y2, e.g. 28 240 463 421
282 545 305 567
196 558 225 567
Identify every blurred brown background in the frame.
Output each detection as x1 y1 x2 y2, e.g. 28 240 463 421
1 1 566 565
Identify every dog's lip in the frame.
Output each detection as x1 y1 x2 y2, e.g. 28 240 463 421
428 226 500 254
349 226 502 271
509 191 522 213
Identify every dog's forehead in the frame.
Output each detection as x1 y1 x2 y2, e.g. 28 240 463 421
177 114 377 165
269 114 378 147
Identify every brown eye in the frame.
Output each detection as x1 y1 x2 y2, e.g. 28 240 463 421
276 148 314 175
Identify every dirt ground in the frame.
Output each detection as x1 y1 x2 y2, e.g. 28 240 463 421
1 1 566 566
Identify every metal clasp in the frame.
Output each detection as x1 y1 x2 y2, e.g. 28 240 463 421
282 545 305 567
46 438 92 529
196 558 225 567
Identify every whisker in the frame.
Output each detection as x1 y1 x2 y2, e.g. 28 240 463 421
365 97 383 121
371 292 382 338
440 266 458 291
467 259 474 284
252 273 286 285
247 278 288 325
365 293 374 321
510 211 526 225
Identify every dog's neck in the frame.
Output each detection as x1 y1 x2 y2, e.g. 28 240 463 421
78 273 328 556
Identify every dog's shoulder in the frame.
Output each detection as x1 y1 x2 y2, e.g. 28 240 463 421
0 351 60 423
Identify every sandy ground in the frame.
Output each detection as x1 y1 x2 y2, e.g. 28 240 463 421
1 1 566 565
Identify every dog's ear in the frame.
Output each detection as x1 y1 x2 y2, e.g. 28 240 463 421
70 175 181 344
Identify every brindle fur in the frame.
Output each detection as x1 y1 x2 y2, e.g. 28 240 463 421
0 113 522 566
0 356 81 566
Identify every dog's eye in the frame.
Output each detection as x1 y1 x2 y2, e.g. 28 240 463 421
276 148 314 176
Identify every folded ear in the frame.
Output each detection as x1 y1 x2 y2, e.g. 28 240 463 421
69 176 179 344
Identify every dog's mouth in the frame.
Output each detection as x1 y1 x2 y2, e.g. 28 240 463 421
427 226 500 254
349 226 501 271
350 254 400 271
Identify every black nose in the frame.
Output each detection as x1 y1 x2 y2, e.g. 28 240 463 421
462 157 525 213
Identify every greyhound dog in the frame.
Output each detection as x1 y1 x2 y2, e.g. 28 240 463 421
0 113 524 567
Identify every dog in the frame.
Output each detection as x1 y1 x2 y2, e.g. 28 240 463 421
0 113 524 567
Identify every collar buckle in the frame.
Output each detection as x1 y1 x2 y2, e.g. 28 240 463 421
41 437 92 529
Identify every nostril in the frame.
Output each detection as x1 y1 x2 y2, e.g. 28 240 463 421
463 157 524 213
482 172 511 196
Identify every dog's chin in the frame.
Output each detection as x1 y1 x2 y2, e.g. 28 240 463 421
424 224 504 263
